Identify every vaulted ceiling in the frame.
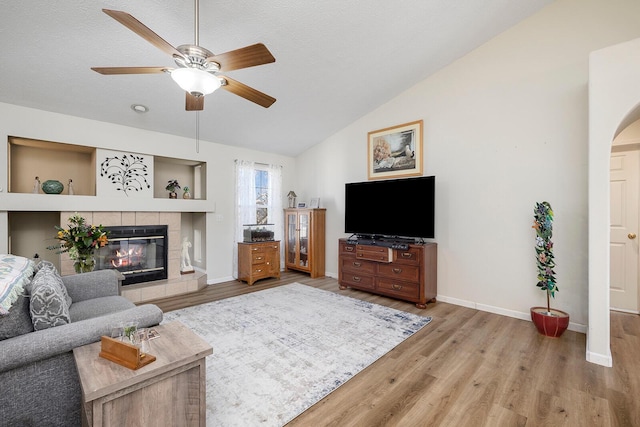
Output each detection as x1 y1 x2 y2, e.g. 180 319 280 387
0 0 553 156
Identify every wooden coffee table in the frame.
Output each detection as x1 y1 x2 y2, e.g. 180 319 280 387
73 321 213 427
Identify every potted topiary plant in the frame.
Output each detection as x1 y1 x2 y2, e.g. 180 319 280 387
166 179 180 199
530 201 569 337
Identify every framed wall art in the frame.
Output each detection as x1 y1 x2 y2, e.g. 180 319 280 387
97 149 153 198
367 120 423 180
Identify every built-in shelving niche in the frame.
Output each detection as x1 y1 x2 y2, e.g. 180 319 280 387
7 137 207 200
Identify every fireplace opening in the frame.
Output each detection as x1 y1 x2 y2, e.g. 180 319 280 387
95 225 168 286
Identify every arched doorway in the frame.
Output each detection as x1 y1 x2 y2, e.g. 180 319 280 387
588 37 640 367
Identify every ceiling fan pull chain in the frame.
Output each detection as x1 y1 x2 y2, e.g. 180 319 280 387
196 111 200 153
194 0 199 46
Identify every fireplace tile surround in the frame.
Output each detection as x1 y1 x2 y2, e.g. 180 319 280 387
59 211 206 303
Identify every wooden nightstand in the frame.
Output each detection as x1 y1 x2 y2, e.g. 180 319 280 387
237 240 281 285
73 321 212 427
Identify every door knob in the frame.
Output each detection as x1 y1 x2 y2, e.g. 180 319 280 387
629 233 637 239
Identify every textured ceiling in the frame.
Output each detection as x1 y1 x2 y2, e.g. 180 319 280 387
0 0 553 156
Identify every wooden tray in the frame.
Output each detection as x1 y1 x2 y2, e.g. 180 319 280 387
99 336 156 370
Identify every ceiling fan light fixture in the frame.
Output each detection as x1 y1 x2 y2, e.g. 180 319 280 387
170 67 221 97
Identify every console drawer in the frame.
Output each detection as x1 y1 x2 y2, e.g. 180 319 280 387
356 245 392 263
340 257 376 275
340 272 375 290
393 247 422 266
377 278 420 299
377 263 420 282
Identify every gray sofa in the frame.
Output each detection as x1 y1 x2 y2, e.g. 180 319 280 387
0 268 163 427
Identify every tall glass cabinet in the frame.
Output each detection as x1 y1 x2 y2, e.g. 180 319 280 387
284 208 326 278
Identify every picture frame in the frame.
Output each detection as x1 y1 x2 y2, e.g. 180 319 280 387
309 198 320 209
367 120 423 180
297 202 307 208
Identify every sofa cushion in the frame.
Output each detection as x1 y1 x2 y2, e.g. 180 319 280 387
0 293 34 340
0 254 34 315
30 281 71 330
69 296 135 322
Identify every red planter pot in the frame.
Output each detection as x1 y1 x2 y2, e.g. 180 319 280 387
530 307 570 338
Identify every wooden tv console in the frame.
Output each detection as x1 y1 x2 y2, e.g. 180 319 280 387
338 238 437 308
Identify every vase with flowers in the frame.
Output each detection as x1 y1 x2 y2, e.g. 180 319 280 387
166 179 180 199
47 213 109 274
531 201 569 337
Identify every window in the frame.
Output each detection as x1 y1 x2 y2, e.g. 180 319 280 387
255 167 269 225
234 160 284 278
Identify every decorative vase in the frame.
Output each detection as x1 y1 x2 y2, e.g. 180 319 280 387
183 191 191 199
169 192 177 199
73 256 96 274
41 180 64 194
530 307 570 338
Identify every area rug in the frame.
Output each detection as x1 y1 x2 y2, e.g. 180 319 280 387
162 282 432 427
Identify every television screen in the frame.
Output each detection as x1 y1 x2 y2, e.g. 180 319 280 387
345 176 435 239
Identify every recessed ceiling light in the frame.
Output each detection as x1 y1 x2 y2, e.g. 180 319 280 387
131 104 149 113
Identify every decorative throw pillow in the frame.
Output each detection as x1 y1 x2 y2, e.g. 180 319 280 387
32 260 72 307
29 266 72 330
0 254 35 315
30 281 70 330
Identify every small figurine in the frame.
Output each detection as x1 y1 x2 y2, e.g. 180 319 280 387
180 237 194 274
33 176 40 194
68 179 75 195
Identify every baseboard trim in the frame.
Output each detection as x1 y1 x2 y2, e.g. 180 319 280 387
436 294 587 334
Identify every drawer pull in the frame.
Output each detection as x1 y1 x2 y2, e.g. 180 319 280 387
392 284 403 290
392 268 402 274
353 276 361 282
345 246 354 252
252 247 260 251
255 256 264 261
255 269 263 273
353 262 362 267
401 252 413 259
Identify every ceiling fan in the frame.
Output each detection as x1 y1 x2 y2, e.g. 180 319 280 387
91 0 276 111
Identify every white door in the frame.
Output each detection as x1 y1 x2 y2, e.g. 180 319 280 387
610 147 639 313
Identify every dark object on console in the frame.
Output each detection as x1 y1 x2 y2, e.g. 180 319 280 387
345 176 435 239
243 224 275 242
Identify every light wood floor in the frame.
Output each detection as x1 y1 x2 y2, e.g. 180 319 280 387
148 272 640 426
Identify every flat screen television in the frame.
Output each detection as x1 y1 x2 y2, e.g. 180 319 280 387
345 176 435 240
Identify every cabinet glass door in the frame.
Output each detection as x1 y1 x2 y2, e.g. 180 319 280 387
286 212 298 266
298 212 309 269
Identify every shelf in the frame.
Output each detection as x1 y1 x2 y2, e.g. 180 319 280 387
0 193 214 213
8 137 207 201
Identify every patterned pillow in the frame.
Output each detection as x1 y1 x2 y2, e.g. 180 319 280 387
32 260 72 307
30 269 71 330
0 254 35 315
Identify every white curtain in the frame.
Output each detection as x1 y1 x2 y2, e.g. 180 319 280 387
267 164 284 270
233 160 284 278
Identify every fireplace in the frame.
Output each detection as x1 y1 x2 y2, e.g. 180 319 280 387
95 225 168 286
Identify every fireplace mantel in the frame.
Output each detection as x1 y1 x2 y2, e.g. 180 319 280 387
0 193 213 213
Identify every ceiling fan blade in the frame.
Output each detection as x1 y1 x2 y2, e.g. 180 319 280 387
220 76 276 108
102 9 185 59
91 67 169 75
207 43 275 72
186 93 204 111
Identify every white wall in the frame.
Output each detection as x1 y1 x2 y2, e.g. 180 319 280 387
0 102 297 282
297 0 640 345
589 37 640 366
